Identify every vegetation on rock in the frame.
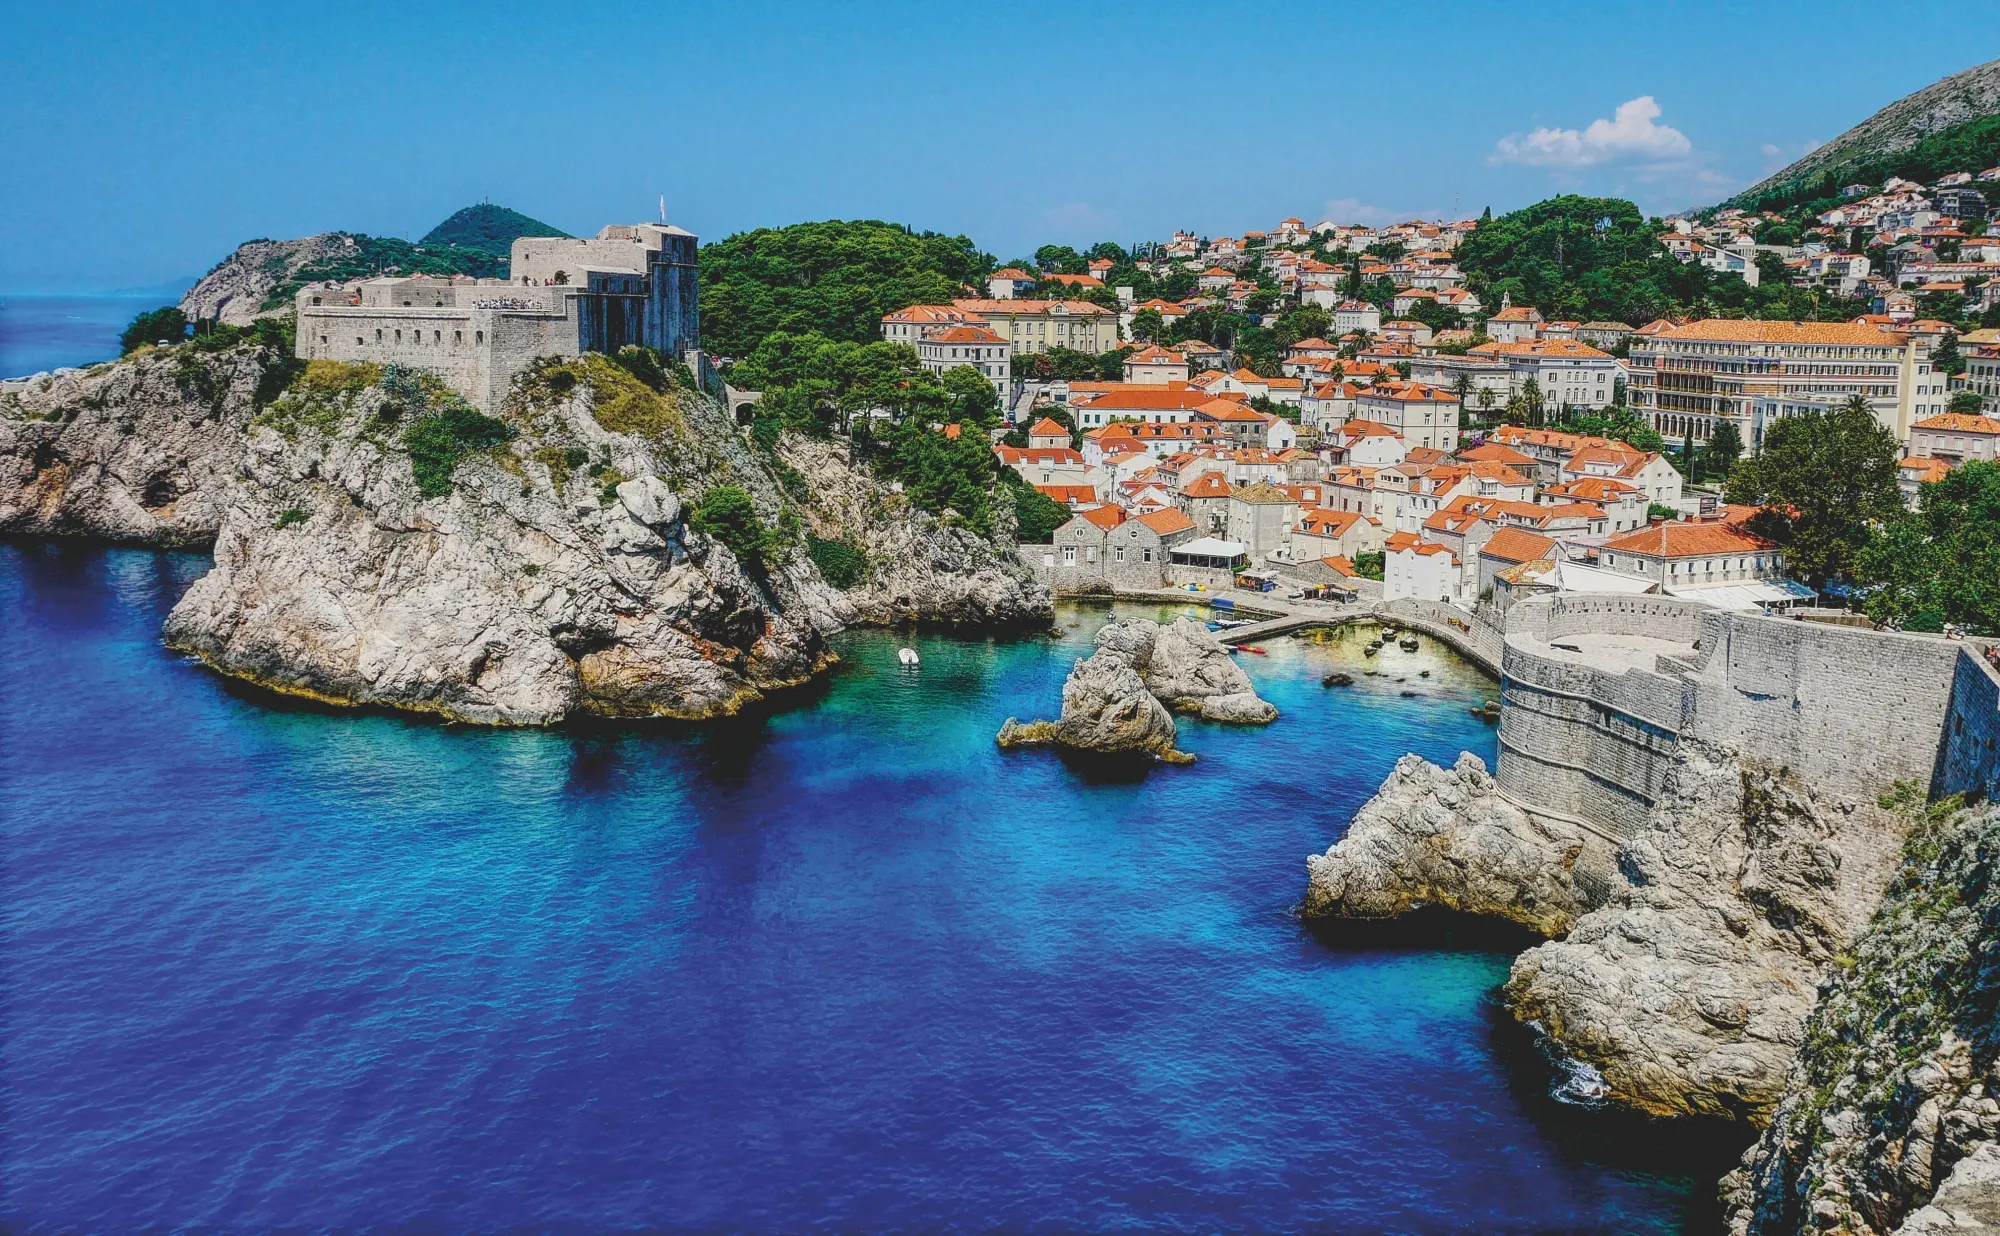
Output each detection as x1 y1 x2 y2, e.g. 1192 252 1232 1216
119 306 189 354
390 366 515 498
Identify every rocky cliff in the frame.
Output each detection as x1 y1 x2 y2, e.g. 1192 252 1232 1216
1303 743 1915 1123
161 356 832 723
0 344 282 547
178 236 355 325
1723 802 2000 1236
779 433 1051 628
1 344 1052 723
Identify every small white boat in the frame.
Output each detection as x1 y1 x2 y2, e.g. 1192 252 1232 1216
897 647 920 667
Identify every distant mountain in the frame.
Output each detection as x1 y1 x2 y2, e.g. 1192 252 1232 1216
419 204 570 259
1725 58 2000 211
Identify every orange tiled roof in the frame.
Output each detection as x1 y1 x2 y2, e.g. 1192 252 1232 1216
1913 412 2000 433
1136 507 1195 535
1600 519 1776 557
1072 500 1125 524
1481 526 1559 564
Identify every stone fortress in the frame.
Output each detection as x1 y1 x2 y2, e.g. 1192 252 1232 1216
294 223 701 410
1484 594 2000 888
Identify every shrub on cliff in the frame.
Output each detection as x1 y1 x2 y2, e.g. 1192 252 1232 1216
690 486 774 571
119 306 188 354
389 366 515 498
807 534 867 588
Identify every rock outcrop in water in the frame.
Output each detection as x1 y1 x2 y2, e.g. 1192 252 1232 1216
996 651 1188 763
1300 752 1591 936
0 345 282 547
1722 802 2000 1236
996 618 1273 761
1 342 1053 724
1303 742 1913 1123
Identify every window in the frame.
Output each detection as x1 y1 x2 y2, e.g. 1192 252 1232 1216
376 329 383 343
1114 546 1125 563
1143 548 1154 563
1062 546 1076 563
1086 546 1097 562
476 331 484 344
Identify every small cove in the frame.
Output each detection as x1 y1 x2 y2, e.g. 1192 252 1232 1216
0 541 1748 1233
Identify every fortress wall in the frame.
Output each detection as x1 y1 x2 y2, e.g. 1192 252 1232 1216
1686 617 1961 803
1497 641 1683 840
1509 594 1711 645
1937 647 2000 802
1493 596 1970 841
300 309 488 402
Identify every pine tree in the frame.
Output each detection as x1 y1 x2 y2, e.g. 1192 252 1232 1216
1682 428 1702 485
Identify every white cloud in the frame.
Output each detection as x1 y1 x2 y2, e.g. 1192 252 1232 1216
1319 197 1400 226
1491 96 1693 168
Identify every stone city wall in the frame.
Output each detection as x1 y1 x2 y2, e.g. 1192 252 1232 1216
1676 614 1961 803
1938 646 2000 801
1492 596 1982 842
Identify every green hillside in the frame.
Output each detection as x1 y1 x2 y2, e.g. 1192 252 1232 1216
698 220 994 358
1457 195 1853 324
419 203 571 259
1729 114 2000 215
1724 58 2000 212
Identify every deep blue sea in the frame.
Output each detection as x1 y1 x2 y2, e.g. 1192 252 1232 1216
0 293 180 379
0 542 1744 1234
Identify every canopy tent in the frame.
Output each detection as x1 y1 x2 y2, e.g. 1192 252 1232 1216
1171 537 1250 569
1666 578 1817 611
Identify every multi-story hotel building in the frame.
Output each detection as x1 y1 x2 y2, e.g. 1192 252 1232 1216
1626 319 1924 448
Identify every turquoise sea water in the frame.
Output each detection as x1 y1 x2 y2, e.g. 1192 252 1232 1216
0 543 1742 1233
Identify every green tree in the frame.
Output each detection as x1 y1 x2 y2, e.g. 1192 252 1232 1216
1931 331 1965 377
1520 378 1545 428
1130 307 1165 342
1708 420 1743 478
1034 244 1085 273
120 306 188 354
689 485 772 571
1681 428 1703 485
1725 395 1902 587
1860 460 2000 633
942 365 1000 428
1948 390 1987 415
1005 474 1069 544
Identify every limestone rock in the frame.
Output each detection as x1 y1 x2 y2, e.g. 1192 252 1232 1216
1300 752 1591 935
1131 616 1278 723
1722 804 2000 1236
0 345 276 547
779 434 1051 628
1049 652 1188 761
1506 748 1888 1122
161 366 830 725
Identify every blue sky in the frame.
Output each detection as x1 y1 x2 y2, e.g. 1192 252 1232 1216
1 1 1992 292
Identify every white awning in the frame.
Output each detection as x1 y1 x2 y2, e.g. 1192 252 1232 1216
1666 579 1817 610
1173 537 1248 558
1554 562 1659 594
